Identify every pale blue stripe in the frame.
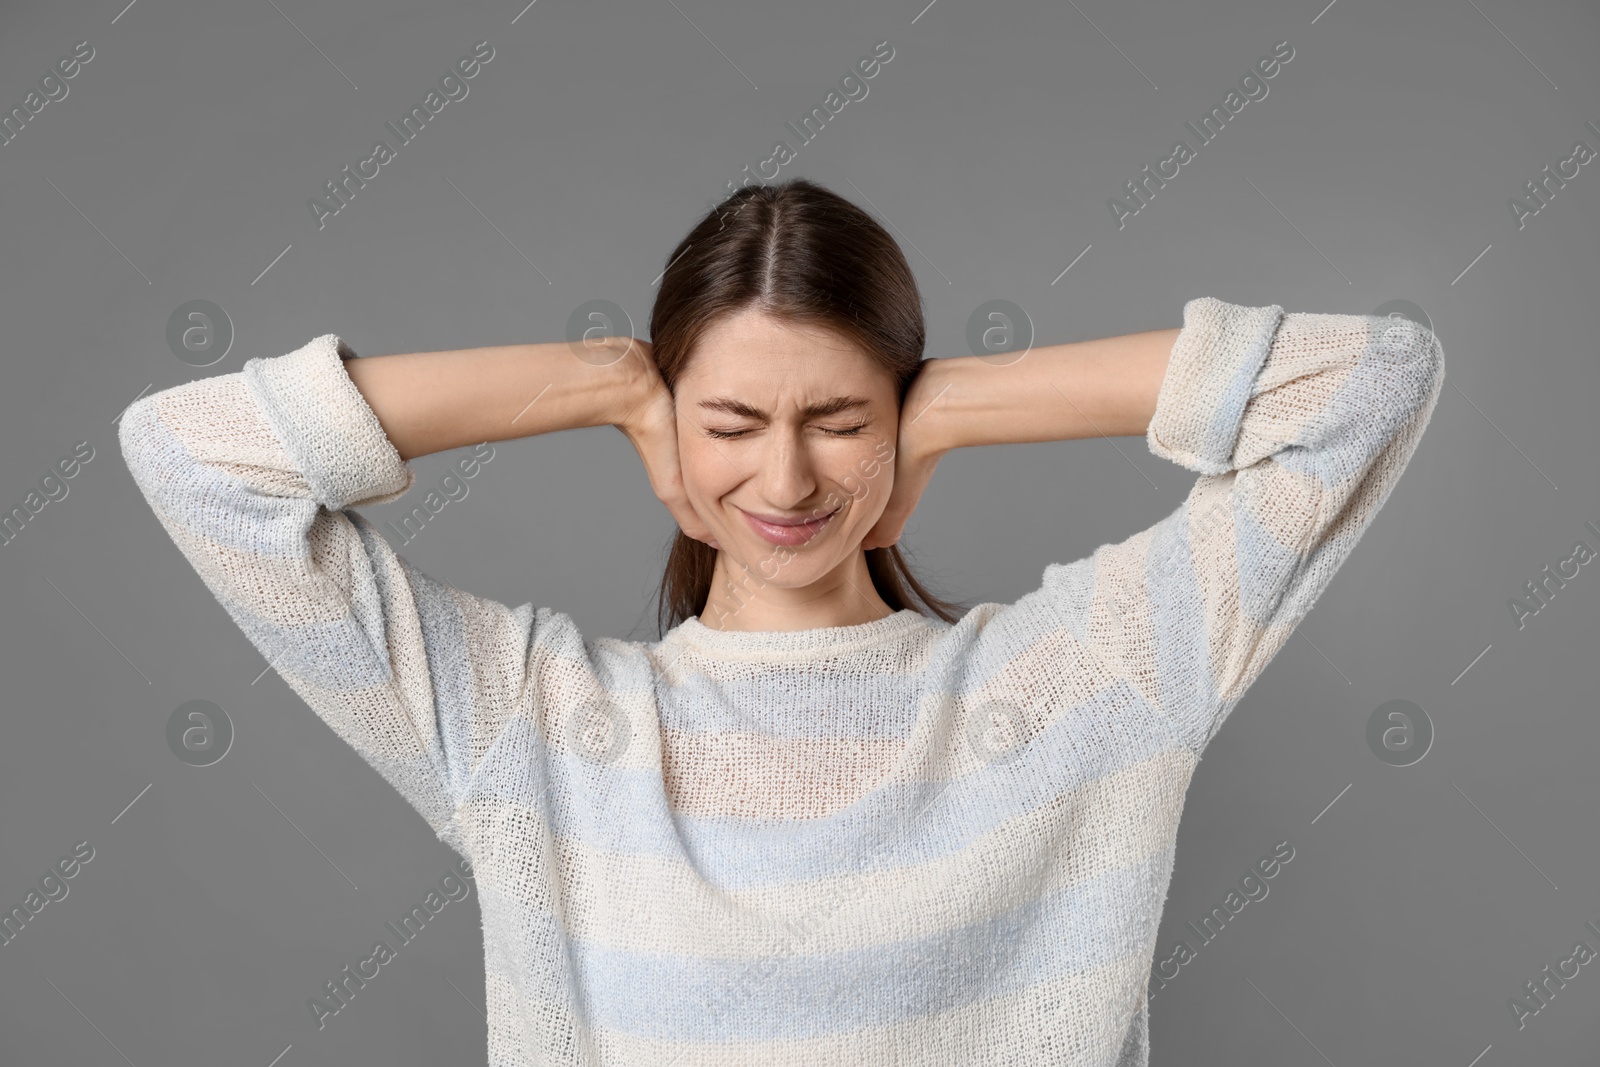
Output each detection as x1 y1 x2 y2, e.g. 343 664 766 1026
475 845 1171 1042
1145 503 1219 753
121 399 317 558
395 539 495 802
1191 345 1267 471
223 595 393 691
657 673 924 739
1269 317 1439 485
1036 556 1100 650
1232 499 1305 628
467 674 1185 889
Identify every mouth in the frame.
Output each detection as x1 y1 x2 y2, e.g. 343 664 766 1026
738 506 839 547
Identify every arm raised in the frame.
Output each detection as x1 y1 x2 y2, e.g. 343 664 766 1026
116 332 689 854
861 326 1179 549
908 325 1181 454
343 336 716 547
341 336 653 461
886 299 1445 756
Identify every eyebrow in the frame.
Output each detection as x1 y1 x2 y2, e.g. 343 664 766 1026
696 396 873 419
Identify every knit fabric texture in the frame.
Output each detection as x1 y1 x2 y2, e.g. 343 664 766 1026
117 297 1445 1066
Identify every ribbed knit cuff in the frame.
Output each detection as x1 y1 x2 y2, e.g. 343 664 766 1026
241 334 415 510
1146 297 1284 475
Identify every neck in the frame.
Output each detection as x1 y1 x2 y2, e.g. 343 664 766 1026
698 548 897 632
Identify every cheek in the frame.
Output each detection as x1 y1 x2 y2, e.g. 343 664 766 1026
679 440 737 499
834 446 894 513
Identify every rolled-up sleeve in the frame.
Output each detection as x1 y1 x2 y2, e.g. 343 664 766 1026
118 335 541 853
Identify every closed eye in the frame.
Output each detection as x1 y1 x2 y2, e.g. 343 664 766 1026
704 422 869 440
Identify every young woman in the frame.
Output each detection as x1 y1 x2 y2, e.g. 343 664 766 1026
118 178 1444 1065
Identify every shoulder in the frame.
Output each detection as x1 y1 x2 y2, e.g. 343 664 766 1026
918 579 1093 676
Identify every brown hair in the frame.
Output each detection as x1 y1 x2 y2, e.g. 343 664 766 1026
648 177 966 636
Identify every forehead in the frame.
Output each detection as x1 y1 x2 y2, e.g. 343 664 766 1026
679 308 888 394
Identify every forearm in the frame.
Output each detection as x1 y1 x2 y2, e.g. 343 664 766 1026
341 337 651 461
912 327 1179 454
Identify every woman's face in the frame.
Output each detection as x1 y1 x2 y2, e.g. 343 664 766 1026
674 308 900 587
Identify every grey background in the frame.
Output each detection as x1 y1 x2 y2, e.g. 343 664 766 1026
1 0 1596 1063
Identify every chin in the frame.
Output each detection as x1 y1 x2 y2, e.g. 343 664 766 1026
720 533 836 571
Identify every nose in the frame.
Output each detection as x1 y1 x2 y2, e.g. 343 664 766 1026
754 425 819 509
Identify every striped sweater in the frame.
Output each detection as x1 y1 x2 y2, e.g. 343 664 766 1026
117 297 1445 1065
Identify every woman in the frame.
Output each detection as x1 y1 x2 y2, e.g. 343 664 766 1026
118 178 1444 1065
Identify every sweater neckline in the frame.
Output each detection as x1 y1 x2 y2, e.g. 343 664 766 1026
666 608 930 658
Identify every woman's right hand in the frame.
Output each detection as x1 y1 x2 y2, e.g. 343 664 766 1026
609 338 722 551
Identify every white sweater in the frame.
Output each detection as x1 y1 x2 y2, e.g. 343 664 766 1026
117 297 1445 1065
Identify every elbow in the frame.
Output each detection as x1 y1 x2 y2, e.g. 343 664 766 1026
116 392 176 499
1412 321 1446 390
116 392 169 484
116 395 152 470
1373 315 1445 420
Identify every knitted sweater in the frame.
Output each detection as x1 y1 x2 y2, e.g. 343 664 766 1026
117 297 1444 1066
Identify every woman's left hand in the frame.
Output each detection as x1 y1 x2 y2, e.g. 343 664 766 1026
860 358 955 550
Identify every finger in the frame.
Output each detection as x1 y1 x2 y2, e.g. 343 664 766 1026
617 379 723 551
637 442 718 547
860 486 910 549
637 451 704 537
859 448 928 550
667 497 717 546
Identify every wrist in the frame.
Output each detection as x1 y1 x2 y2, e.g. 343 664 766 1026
900 355 970 458
606 338 668 433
